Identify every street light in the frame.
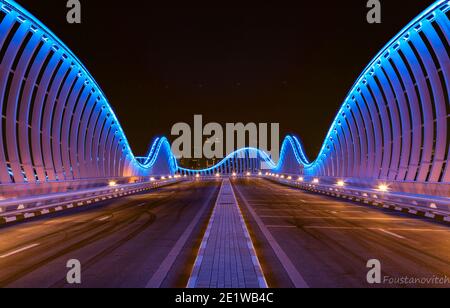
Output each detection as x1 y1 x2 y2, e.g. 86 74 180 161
313 178 320 184
108 180 117 187
378 184 389 192
337 180 345 187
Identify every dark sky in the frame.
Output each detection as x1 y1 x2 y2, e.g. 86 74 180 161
16 0 435 158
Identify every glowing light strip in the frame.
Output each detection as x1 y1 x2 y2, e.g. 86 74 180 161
175 1 450 175
137 137 177 170
177 135 313 174
4 0 446 178
304 0 448 170
0 0 153 171
178 147 277 174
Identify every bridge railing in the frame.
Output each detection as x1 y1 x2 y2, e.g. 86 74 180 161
263 175 450 220
0 177 185 221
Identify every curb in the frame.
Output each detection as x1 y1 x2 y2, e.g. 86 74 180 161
186 184 220 288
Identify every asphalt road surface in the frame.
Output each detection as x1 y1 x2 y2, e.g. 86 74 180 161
1 178 449 288
232 178 450 288
0 180 220 288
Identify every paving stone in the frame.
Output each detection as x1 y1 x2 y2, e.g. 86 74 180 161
188 179 266 288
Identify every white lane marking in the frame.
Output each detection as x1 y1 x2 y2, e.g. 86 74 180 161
146 183 220 288
98 216 111 222
378 228 406 240
256 209 354 213
252 202 341 206
259 216 408 221
0 243 40 259
187 182 224 288
303 226 450 232
230 181 268 288
234 184 309 288
267 226 450 234
137 203 147 207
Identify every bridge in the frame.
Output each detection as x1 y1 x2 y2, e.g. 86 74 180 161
0 0 449 288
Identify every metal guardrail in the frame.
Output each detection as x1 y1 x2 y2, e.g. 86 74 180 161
0 178 185 220
262 176 450 222
168 174 450 220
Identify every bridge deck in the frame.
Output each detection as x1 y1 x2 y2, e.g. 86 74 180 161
187 179 267 288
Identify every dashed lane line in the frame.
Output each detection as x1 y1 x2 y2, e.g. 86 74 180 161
0 243 40 259
378 228 407 240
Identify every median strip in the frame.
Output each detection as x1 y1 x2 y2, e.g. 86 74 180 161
187 179 268 289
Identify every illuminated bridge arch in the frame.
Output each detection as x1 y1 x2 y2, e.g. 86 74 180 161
178 148 276 176
287 0 450 196
0 0 177 195
299 0 450 188
182 1 450 197
268 0 450 196
0 0 449 199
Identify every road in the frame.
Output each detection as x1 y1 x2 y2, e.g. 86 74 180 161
232 178 450 288
0 178 449 288
0 180 220 288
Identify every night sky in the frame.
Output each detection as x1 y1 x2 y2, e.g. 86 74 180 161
16 0 436 158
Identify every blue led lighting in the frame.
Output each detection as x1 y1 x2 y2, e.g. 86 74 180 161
1 0 447 188
173 0 450 183
178 147 277 174
302 0 449 171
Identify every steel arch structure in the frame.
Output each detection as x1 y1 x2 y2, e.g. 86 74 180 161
0 0 177 196
0 0 448 199
180 1 450 197
177 148 277 176
278 0 450 197
299 0 450 185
